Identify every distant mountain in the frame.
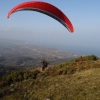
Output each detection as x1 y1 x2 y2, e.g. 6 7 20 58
0 39 79 68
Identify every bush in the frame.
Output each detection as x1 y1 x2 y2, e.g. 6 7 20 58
0 69 40 86
75 55 98 62
85 55 98 60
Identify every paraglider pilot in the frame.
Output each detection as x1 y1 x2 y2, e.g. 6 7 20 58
41 60 49 71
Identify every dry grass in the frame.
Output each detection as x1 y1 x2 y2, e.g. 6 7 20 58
1 56 100 100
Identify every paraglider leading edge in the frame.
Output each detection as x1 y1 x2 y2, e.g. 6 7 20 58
7 1 74 32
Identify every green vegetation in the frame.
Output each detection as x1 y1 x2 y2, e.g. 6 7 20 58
74 55 98 62
0 55 100 100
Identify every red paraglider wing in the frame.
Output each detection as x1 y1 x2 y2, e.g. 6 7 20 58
7 1 74 32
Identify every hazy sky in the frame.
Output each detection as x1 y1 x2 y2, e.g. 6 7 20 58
0 0 100 56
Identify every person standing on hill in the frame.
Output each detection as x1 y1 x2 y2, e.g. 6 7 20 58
41 60 49 71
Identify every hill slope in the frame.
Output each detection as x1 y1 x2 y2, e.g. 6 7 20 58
0 55 100 100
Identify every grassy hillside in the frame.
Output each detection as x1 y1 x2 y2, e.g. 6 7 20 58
0 55 100 100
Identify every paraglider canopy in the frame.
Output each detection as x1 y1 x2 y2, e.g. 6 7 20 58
7 1 74 32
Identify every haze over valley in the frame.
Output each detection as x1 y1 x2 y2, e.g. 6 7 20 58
0 39 79 77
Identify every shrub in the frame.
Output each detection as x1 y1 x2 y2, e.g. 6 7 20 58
74 55 99 62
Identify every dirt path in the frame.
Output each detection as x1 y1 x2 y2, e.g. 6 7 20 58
37 65 55 72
